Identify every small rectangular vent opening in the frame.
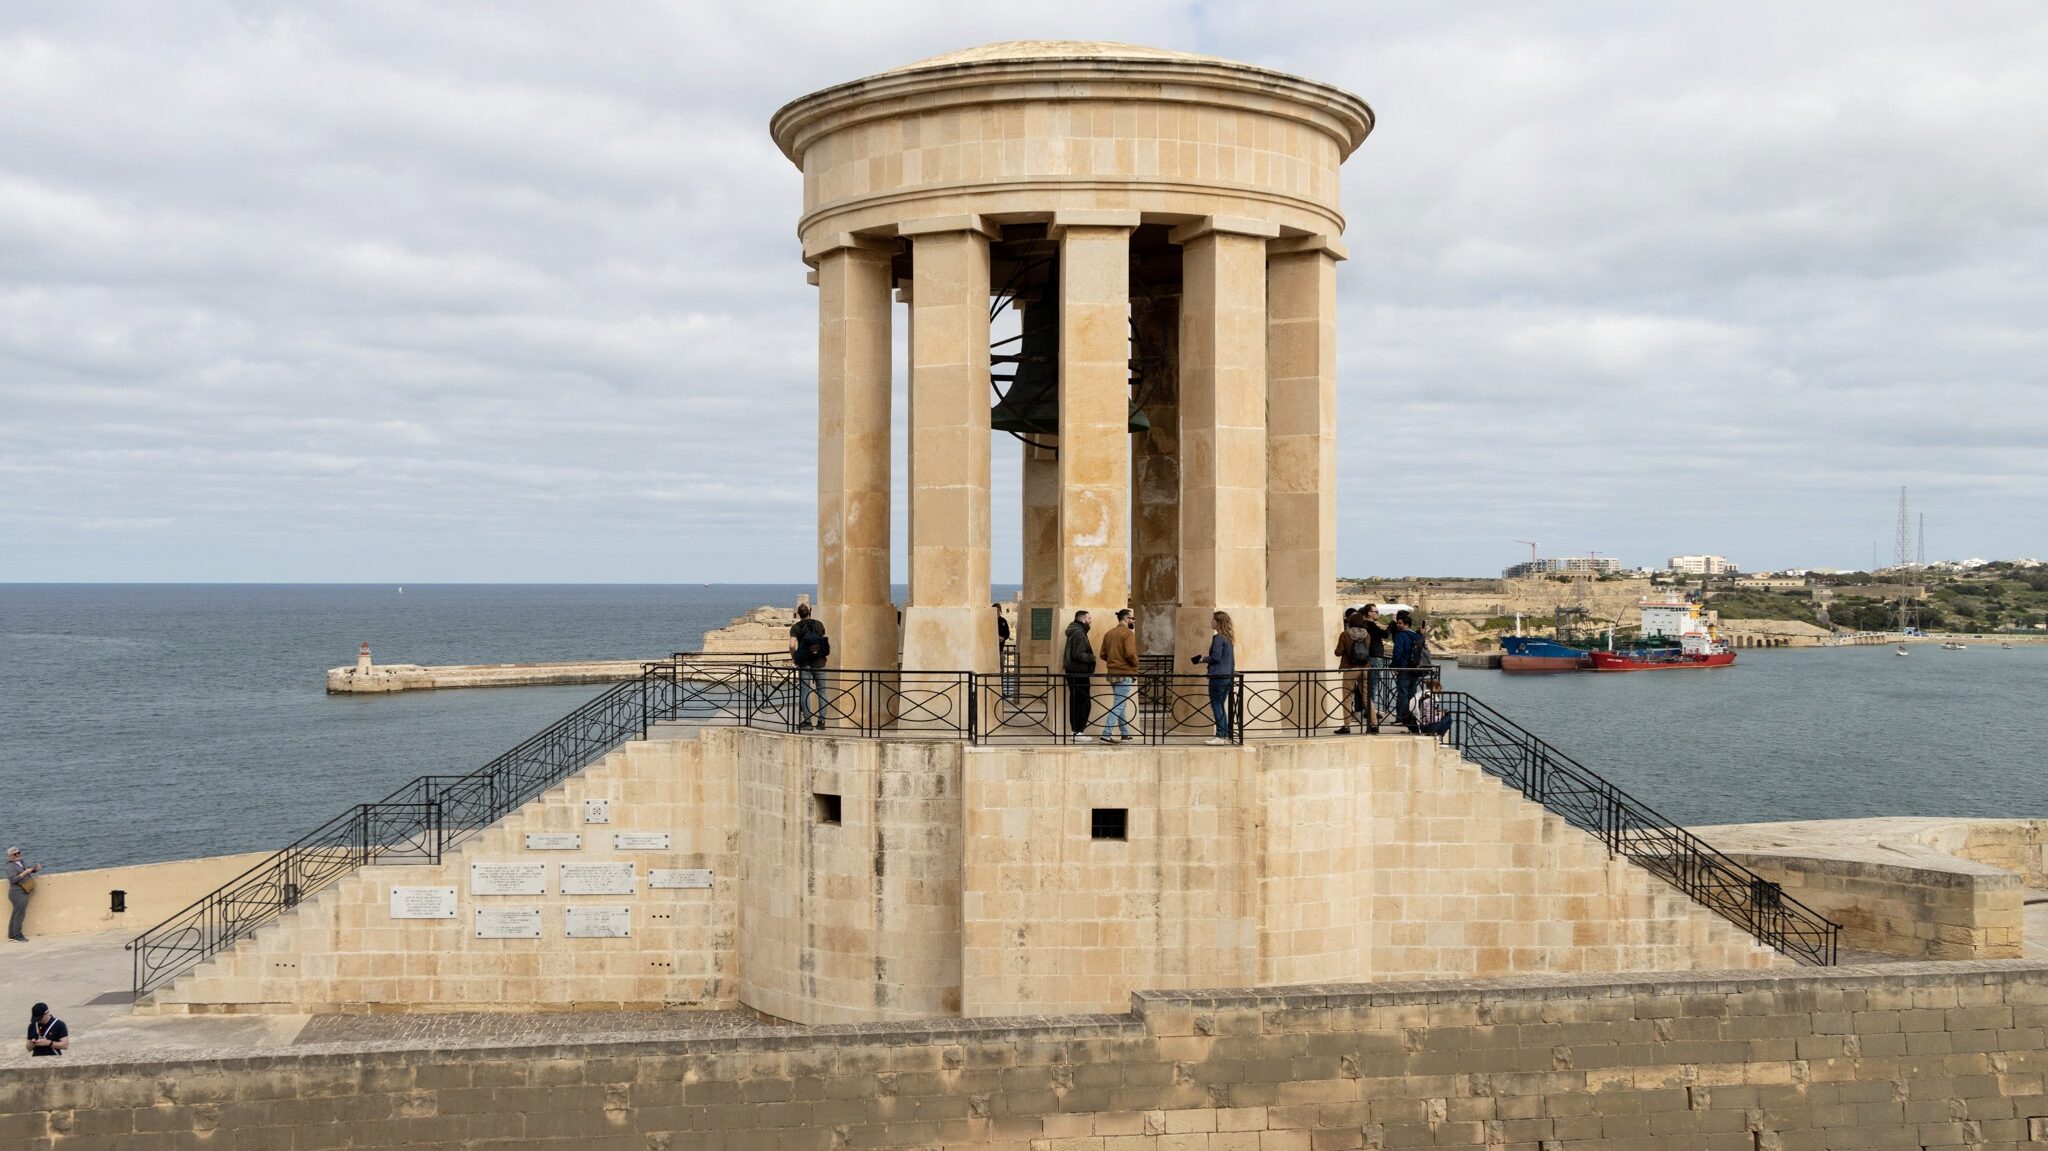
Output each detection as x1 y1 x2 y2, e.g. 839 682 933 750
814 793 842 825
1091 808 1128 841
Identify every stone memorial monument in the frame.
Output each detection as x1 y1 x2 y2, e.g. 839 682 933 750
772 41 1372 678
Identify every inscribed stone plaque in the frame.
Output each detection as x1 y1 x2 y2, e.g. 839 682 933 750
470 862 547 896
612 831 671 851
564 906 630 938
1030 606 1053 641
583 799 611 824
389 886 457 920
559 862 635 895
474 907 542 939
523 832 582 851
650 868 714 890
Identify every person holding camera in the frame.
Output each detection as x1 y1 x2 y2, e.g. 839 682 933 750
25 1003 67 1056
1189 610 1237 745
7 847 40 942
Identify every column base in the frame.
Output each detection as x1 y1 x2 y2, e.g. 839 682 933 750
833 602 901 672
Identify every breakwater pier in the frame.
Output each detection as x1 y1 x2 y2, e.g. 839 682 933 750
326 642 657 694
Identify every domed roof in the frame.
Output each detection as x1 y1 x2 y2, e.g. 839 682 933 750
885 40 1233 73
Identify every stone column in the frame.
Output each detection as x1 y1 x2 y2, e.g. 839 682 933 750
1131 294 1179 659
1019 437 1060 674
900 216 998 678
1267 237 1345 672
1171 218 1279 688
810 236 899 672
1052 213 1137 646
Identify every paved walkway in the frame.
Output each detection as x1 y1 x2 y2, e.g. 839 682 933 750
0 930 306 1067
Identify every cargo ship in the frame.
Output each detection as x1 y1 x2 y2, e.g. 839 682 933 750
1587 599 1736 672
1498 635 1594 671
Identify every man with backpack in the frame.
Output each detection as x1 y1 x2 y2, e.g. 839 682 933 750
1333 609 1374 734
788 603 831 730
1390 611 1432 733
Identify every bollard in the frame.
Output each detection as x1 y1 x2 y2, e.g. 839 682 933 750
110 889 126 913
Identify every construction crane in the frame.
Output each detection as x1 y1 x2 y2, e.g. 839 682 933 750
1514 540 1539 567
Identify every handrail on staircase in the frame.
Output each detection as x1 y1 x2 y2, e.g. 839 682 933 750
1438 690 1839 966
129 658 1838 997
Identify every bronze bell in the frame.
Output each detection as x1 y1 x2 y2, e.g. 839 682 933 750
989 252 1151 437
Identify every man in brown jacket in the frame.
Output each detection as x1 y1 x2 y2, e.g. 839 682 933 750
1096 609 1141 742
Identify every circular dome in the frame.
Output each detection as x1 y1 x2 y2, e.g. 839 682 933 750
883 40 1231 73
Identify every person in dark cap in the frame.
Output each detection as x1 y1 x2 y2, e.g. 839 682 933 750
26 1003 67 1056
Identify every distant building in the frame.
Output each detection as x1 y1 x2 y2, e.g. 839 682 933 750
1668 554 1735 576
1503 556 1622 579
1733 576 1809 590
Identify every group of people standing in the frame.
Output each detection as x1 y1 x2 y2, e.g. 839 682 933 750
1332 604 1445 735
789 600 1444 742
1061 608 1239 745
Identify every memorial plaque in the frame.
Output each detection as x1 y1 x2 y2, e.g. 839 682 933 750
583 799 611 824
389 886 457 919
564 906 630 938
612 831 671 851
523 832 582 851
650 868 714 890
470 862 547 896
559 861 635 895
474 907 543 939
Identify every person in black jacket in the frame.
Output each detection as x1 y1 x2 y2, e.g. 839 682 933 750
1061 611 1096 739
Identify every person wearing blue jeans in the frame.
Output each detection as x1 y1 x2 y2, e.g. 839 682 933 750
787 603 830 730
1190 610 1237 744
1097 609 1140 742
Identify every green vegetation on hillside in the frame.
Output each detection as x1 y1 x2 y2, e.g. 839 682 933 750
1703 589 1823 624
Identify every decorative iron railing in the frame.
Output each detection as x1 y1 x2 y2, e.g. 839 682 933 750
1438 690 1840 966
131 655 1834 996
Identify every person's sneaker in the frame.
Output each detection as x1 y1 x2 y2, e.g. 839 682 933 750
1118 734 1134 742
1100 735 1116 743
1205 737 1230 746
1335 726 1351 735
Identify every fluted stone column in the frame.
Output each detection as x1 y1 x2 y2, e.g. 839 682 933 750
1267 237 1345 672
1171 218 1278 685
901 217 997 677
811 237 899 672
1053 213 1137 639
1132 295 1180 659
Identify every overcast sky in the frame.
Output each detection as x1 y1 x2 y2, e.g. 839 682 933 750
3 2 2044 582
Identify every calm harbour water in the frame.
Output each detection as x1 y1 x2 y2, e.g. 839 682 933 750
1 584 2042 872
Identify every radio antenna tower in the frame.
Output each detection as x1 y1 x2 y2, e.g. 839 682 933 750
1918 512 1925 567
1894 486 1911 571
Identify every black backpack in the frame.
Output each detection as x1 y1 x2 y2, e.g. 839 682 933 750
1347 631 1372 664
795 621 830 664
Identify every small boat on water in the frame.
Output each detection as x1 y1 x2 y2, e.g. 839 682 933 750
1896 645 1910 656
1587 599 1736 672
1942 641 1967 650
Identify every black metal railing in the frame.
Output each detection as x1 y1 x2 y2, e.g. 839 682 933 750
129 658 702 996
132 654 1836 995
1437 690 1840 966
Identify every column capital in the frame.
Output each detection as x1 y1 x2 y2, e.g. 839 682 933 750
897 214 1001 241
1049 210 1141 236
1168 215 1283 245
803 231 903 263
1268 233 1350 261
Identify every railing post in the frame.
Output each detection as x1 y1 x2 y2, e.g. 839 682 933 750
967 673 979 742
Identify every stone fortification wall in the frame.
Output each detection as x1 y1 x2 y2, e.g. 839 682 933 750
15 851 272 939
140 729 1781 1020
14 962 2048 1150
1697 818 2048 960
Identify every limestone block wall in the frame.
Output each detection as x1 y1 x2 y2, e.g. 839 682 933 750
1723 850 2023 959
737 733 964 1025
960 737 1785 1017
18 962 2048 1151
17 850 272 938
141 730 741 1014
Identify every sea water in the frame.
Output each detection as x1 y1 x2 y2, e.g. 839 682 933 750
1 584 2042 871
